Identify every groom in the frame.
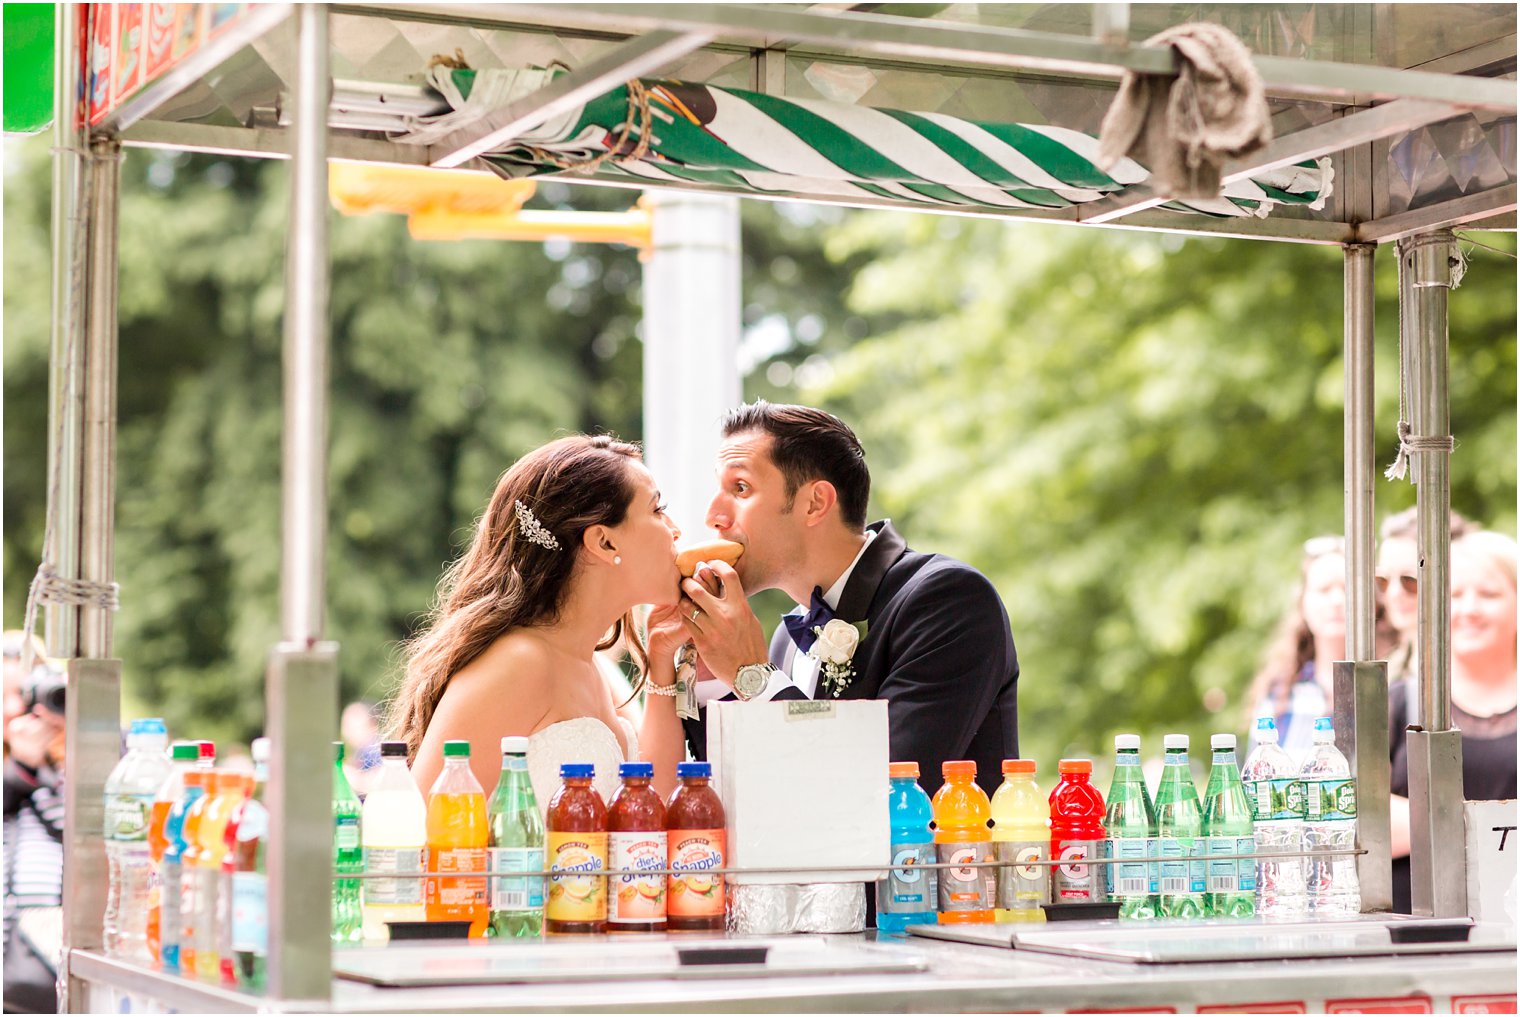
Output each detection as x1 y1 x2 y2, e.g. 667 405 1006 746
677 401 1018 796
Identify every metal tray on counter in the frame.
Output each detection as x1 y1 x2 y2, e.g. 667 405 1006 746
333 936 929 987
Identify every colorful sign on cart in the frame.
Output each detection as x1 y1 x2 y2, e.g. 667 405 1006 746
83 3 251 125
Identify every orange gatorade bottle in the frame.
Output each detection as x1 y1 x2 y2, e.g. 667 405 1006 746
425 741 490 937
932 760 995 924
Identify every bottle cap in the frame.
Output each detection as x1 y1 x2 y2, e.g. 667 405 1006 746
676 761 711 779
1163 734 1188 750
442 740 472 758
251 737 270 763
889 761 920 779
197 740 216 762
170 742 200 762
1058 759 1091 774
379 740 408 758
560 763 595 779
333 741 346 762
1313 716 1335 741
1211 734 1236 750
619 761 654 779
1002 759 1036 774
1254 717 1280 742
501 736 530 755
942 760 977 778
1114 734 1141 751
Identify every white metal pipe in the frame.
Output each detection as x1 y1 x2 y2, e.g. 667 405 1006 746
1343 244 1376 662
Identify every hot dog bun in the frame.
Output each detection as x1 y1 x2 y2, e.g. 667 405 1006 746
676 539 744 578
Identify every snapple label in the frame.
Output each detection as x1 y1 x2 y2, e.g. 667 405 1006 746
608 831 667 924
546 832 608 923
667 830 725 918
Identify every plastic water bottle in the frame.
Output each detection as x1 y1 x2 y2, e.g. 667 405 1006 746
1301 717 1360 916
876 761 938 932
1241 717 1307 917
103 718 172 961
488 737 545 938
1202 734 1256 917
1104 735 1158 920
1155 734 1206 919
333 742 364 943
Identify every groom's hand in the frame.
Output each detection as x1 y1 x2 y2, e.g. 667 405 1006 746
678 560 769 686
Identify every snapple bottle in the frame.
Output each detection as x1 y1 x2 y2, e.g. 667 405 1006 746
607 762 667 933
545 763 609 935
666 761 726 932
933 760 995 923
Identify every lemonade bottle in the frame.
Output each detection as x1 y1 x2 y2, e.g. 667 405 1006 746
425 740 490 937
607 762 667 933
665 762 725 933
990 759 1049 923
876 762 937 933
547 763 610 935
933 760 995 924
1049 759 1107 904
361 741 427 941
148 742 200 963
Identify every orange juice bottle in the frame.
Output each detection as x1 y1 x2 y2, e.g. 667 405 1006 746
425 741 489 937
932 760 995 924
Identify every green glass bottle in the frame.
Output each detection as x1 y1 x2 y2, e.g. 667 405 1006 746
1155 734 1206 919
332 743 364 944
487 736 545 938
1104 734 1158 920
1202 734 1256 917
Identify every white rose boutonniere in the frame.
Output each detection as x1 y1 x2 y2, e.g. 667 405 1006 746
809 618 868 697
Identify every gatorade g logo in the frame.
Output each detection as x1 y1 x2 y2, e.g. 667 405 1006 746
1060 844 1089 881
892 848 923 884
1016 846 1043 882
950 848 979 883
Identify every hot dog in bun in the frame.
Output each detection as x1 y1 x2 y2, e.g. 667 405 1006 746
676 539 744 578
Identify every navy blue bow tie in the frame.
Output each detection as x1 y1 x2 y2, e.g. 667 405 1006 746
782 587 835 654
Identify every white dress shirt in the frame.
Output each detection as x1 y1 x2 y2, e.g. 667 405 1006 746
696 528 878 704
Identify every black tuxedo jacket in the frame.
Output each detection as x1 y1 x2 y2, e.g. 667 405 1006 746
680 520 1019 797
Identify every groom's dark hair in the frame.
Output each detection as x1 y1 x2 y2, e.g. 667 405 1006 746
721 401 870 529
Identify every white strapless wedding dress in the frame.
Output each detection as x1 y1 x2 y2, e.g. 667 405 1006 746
526 716 638 816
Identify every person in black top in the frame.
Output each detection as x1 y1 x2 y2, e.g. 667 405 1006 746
1388 531 1517 913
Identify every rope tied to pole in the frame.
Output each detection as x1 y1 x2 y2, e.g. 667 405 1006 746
1384 238 1467 483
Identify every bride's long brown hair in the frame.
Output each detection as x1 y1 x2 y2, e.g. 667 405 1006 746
389 434 650 762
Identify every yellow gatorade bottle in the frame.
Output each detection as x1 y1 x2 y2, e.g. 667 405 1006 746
989 760 1049 922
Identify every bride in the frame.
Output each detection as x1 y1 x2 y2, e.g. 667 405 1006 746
392 434 689 804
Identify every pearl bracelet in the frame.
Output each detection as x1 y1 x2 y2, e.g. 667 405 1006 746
645 680 680 697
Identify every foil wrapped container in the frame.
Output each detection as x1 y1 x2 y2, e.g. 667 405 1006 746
726 882 866 934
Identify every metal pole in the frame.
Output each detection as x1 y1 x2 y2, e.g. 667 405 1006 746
1397 228 1467 918
266 5 338 1004
642 190 743 535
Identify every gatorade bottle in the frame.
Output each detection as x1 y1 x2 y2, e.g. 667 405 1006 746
224 738 269 990
207 775 251 984
1105 735 1158 920
665 762 725 933
425 740 490 937
1156 734 1207 918
547 763 610 935
192 771 242 981
607 761 668 933
933 760 995 924
159 744 213 975
1049 759 1107 904
1202 734 1256 917
148 742 201 963
487 736 545 939
361 741 427 940
989 760 1049 923
332 743 364 944
876 762 938 933
177 768 220 975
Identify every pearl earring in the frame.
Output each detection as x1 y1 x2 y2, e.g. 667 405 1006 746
613 555 622 565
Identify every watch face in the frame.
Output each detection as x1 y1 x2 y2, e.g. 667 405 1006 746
737 665 769 698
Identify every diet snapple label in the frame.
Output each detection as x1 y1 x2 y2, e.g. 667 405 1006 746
1109 837 1154 898
937 841 995 912
1157 837 1206 895
1305 778 1357 821
489 847 545 912
886 842 938 910
995 839 1049 909
1052 838 1105 902
607 831 668 924
364 846 425 906
1205 836 1258 893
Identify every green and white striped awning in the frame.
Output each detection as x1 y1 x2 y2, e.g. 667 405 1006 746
409 67 1332 219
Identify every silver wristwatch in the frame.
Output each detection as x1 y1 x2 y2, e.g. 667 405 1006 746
733 662 776 702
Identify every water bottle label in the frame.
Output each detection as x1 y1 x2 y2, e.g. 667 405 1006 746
363 847 425 906
548 832 611 923
1246 779 1271 822
489 846 545 912
882 842 938 911
104 792 153 841
608 831 667 924
1051 838 1105 902
1205 835 1257 893
1306 778 1357 821
1158 837 1206 894
936 841 995 911
231 873 268 954
1255 777 1308 821
994 839 1048 909
334 816 360 852
1109 837 1152 898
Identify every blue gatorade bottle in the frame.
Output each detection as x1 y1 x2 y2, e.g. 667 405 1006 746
876 762 938 933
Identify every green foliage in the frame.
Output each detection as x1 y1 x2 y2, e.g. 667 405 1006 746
808 212 1515 767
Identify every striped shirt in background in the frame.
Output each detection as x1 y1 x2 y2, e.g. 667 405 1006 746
3 763 66 955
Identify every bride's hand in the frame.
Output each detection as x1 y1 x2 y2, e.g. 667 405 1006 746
644 604 689 664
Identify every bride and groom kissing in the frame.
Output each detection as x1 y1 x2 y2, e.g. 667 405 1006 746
392 401 1019 809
